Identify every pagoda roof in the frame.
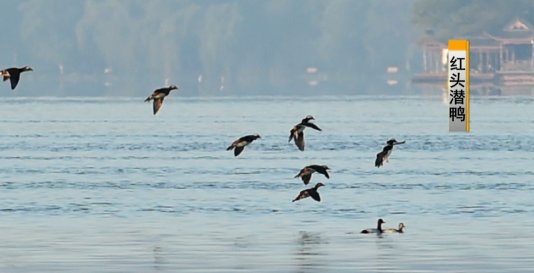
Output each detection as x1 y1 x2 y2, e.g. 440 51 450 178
470 35 501 48
487 18 534 43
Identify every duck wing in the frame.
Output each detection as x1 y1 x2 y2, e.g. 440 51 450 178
301 173 312 185
303 122 322 131
375 151 385 167
309 189 321 202
9 72 20 90
234 146 245 156
289 127 298 143
295 168 312 184
153 97 165 115
295 131 305 151
309 165 329 179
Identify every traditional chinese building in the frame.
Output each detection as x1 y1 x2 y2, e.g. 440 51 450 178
412 18 534 95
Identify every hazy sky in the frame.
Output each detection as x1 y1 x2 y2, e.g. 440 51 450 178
0 0 416 96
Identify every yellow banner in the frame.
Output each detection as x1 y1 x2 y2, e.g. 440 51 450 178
448 40 470 132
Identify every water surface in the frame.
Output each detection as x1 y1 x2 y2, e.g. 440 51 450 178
1 96 533 272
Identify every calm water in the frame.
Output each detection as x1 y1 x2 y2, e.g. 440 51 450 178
1 96 534 272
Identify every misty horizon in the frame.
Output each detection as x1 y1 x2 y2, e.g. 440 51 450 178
1 0 418 97
3 0 534 97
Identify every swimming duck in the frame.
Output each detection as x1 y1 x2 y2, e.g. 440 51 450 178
375 138 405 168
288 115 322 151
1 66 33 90
383 223 405 233
292 182 324 202
144 84 178 115
226 134 261 156
361 218 385 234
294 165 330 185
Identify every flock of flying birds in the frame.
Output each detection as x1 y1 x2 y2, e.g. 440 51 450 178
2 65 405 234
224 110 406 234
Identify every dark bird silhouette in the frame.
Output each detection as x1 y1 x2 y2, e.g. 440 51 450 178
292 182 324 202
361 218 385 234
226 134 261 156
144 85 178 115
288 115 322 151
375 138 405 168
294 165 330 185
1 66 33 90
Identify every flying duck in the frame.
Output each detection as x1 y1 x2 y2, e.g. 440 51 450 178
226 134 261 156
294 165 330 185
292 182 324 202
288 115 322 151
375 138 405 168
144 84 178 115
383 223 405 234
361 218 385 234
1 66 33 90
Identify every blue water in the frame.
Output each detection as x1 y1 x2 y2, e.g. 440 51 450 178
1 96 534 272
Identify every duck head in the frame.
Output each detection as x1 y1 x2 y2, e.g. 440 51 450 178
387 139 405 145
302 115 315 123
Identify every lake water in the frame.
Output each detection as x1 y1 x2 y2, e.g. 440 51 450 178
1 95 533 272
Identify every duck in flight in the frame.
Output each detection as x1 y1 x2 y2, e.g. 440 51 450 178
375 138 405 168
361 218 385 234
294 165 330 185
292 182 324 202
144 84 178 115
226 134 261 156
288 115 322 151
1 66 33 90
